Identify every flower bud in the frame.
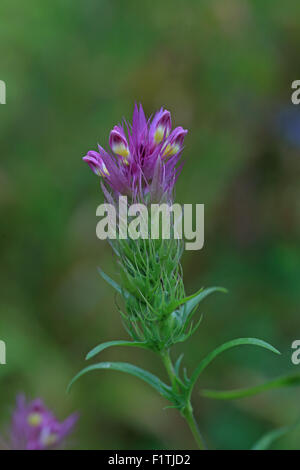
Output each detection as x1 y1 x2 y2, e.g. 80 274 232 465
109 126 130 164
150 108 172 145
7 395 78 450
83 151 109 177
162 126 187 158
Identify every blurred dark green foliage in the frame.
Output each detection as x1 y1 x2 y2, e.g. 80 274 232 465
0 0 299 449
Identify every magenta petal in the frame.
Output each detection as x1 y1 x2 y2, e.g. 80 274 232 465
170 126 188 146
149 108 172 145
109 126 128 149
82 104 188 202
9 395 78 450
82 151 102 175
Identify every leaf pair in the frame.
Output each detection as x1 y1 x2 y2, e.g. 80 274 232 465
69 337 282 411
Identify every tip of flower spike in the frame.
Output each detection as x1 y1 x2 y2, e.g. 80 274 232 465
82 104 188 201
132 103 147 140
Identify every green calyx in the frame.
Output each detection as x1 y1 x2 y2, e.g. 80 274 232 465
101 236 226 350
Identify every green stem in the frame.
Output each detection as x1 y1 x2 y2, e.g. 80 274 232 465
160 349 206 450
160 349 179 392
183 403 206 450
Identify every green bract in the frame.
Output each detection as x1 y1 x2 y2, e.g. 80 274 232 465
106 235 226 351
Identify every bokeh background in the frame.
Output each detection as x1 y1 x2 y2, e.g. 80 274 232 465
0 0 299 449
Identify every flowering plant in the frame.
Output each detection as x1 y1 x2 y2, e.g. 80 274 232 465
1 395 78 450
70 105 300 449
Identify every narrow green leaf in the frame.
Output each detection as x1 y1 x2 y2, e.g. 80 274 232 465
163 289 203 317
67 362 173 401
97 267 132 300
167 287 227 319
86 340 150 360
201 374 300 400
252 417 300 450
189 338 280 395
179 287 227 320
174 353 184 375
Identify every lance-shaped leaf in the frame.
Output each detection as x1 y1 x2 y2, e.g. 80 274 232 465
97 267 132 300
179 287 227 321
201 373 300 400
174 353 184 376
188 338 280 398
169 287 227 327
251 417 300 450
68 362 173 401
86 340 150 360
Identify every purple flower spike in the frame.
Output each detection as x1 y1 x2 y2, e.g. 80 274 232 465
6 395 78 450
83 104 188 203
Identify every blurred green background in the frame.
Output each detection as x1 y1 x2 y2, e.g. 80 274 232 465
0 0 299 449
